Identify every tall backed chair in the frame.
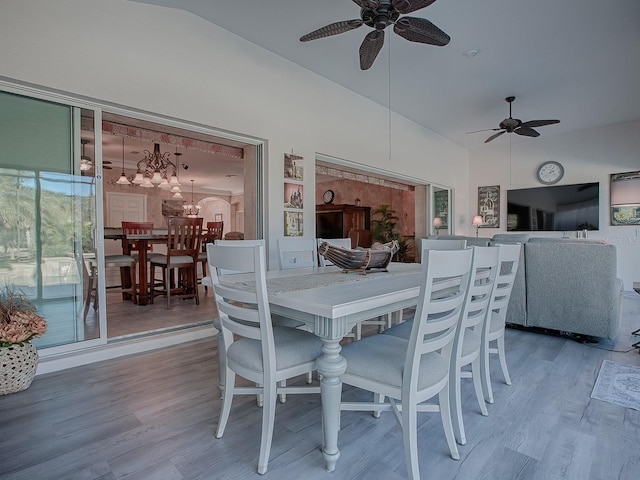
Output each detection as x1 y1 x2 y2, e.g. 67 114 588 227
199 221 224 289
150 217 203 309
277 237 317 270
339 248 473 479
208 243 322 475
481 243 521 404
206 239 266 399
449 246 499 445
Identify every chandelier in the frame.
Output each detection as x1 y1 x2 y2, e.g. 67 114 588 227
132 143 181 190
183 180 201 217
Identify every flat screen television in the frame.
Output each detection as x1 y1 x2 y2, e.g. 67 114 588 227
507 182 599 231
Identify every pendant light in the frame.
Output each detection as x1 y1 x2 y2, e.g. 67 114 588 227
115 137 131 185
183 179 201 217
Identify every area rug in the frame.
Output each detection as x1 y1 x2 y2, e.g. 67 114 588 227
591 360 640 411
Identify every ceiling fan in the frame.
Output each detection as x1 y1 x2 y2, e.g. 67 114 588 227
469 96 560 143
81 139 112 170
299 0 450 70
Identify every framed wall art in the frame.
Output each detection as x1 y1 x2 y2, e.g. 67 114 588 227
284 182 304 209
284 153 304 180
610 171 640 225
284 211 303 236
478 185 500 228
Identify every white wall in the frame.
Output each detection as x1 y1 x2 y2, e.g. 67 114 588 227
469 121 640 289
0 0 469 267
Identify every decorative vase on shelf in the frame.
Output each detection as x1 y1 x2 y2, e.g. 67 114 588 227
0 343 38 395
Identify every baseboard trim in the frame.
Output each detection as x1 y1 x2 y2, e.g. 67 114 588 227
35 325 216 376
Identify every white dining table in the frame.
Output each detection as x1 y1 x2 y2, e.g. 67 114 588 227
221 262 425 472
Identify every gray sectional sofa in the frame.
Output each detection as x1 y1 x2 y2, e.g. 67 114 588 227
428 234 624 340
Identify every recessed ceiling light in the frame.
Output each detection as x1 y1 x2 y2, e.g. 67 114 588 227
226 174 237 178
462 49 480 58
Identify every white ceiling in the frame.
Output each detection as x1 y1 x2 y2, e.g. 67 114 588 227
132 0 640 149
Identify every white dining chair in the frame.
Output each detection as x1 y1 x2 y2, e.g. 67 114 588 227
481 243 521 404
207 239 309 401
339 248 473 480
205 239 267 399
448 246 500 445
383 246 500 446
208 243 322 475
277 237 317 269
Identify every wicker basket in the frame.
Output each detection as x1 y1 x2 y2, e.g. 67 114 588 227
0 343 38 395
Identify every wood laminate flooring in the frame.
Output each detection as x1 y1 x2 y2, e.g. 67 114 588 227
2 293 639 480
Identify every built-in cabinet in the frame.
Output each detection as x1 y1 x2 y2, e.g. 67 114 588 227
316 204 371 246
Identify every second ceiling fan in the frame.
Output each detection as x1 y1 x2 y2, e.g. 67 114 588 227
470 96 560 143
300 0 450 70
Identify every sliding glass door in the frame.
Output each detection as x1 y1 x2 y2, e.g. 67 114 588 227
0 90 100 350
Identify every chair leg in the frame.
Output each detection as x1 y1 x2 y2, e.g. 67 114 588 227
215 325 226 399
129 262 137 304
373 393 384 418
402 397 420 480
257 381 277 475
215 370 235 438
83 271 95 322
279 380 287 404
450 362 466 446
438 387 460 461
481 338 494 404
496 334 511 385
471 357 488 416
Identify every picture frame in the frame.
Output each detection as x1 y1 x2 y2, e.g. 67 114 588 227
433 189 449 229
284 153 304 180
610 171 640 225
284 183 304 209
478 185 500 228
284 211 303 236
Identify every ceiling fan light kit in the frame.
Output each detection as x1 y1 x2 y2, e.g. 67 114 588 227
300 0 450 70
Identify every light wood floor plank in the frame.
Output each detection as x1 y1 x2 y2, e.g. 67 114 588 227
2 293 639 479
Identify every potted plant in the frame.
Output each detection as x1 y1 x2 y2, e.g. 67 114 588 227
0 285 47 395
371 205 413 262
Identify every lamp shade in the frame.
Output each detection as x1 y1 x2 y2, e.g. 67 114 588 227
432 217 443 228
472 215 483 226
611 174 640 206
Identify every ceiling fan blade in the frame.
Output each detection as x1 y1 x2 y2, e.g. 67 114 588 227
353 0 381 8
520 119 560 128
393 17 450 46
515 126 540 137
392 0 437 15
359 30 385 70
300 19 363 42
466 128 501 134
485 130 506 143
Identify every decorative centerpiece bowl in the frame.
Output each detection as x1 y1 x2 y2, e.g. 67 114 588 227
318 240 399 274
0 286 47 395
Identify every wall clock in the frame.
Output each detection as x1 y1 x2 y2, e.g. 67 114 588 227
537 161 564 185
322 189 335 204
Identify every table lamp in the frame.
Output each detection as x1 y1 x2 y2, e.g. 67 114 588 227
432 217 443 235
472 215 483 237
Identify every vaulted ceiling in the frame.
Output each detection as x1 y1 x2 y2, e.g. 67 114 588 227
133 0 640 149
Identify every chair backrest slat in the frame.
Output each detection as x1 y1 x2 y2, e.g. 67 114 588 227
208 243 276 372
406 249 473 374
278 237 317 270
166 217 202 259
122 221 155 253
